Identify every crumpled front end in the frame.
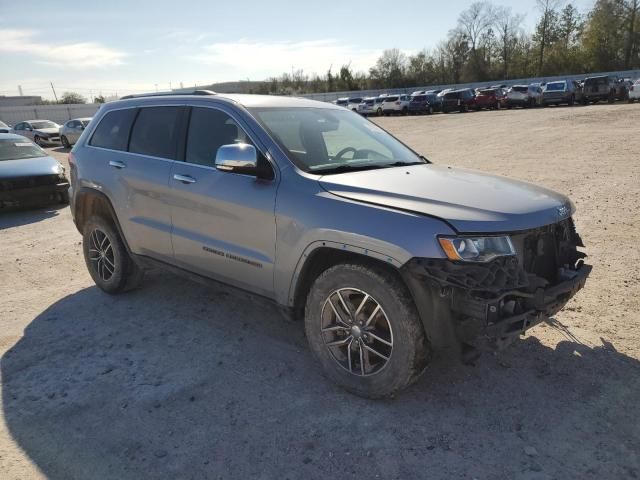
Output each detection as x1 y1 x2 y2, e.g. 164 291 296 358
403 218 591 349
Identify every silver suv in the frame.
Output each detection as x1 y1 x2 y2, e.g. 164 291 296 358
69 91 591 398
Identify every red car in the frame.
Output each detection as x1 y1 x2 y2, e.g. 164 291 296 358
474 88 507 110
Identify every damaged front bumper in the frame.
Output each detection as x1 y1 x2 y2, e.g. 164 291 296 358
402 219 592 348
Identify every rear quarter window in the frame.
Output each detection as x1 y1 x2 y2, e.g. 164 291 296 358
90 108 137 151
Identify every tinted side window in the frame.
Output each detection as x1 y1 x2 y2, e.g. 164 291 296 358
129 107 182 159
185 107 253 168
90 108 137 151
14 123 23 130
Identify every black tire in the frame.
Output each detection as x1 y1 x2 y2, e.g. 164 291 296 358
34 135 42 146
61 135 70 149
304 263 429 398
568 95 575 106
82 216 144 294
402 107 408 115
428 106 433 115
59 190 69 204
377 108 383 116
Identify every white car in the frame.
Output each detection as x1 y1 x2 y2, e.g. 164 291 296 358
506 85 543 107
10 120 61 146
381 94 412 115
357 97 385 116
346 97 363 112
59 117 92 148
628 79 640 102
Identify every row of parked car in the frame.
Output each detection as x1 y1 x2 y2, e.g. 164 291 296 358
335 74 640 115
0 117 92 148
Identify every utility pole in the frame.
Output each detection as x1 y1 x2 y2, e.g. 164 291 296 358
50 82 59 102
155 83 158 92
18 85 23 96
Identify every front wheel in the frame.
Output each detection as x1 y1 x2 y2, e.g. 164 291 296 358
34 135 43 146
304 263 429 398
61 135 70 149
82 216 144 294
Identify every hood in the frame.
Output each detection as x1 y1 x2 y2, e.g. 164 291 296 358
34 127 60 136
318 164 572 233
0 155 63 179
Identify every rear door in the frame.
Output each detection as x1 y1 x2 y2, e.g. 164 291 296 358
168 105 278 297
87 106 182 261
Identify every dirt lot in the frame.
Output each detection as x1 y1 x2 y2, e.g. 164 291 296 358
1 104 639 479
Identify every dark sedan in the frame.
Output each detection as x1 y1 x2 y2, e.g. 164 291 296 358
0 133 69 208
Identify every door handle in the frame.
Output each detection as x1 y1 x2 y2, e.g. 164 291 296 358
173 174 196 184
109 160 126 169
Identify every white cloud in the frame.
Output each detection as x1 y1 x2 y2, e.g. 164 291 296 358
190 39 389 79
0 29 126 68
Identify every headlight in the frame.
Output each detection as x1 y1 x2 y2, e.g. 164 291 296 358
438 235 515 262
53 163 65 175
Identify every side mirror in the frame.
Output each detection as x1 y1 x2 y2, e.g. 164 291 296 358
26 127 32 131
216 143 258 173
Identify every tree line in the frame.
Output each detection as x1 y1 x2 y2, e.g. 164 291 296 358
257 0 640 95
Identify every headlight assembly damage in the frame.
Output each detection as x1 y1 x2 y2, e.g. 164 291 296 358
403 219 591 355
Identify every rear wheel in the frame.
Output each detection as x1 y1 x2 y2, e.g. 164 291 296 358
82 216 144 294
34 135 43 146
305 263 429 398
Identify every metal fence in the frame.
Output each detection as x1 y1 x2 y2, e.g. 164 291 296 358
299 69 640 102
0 104 101 126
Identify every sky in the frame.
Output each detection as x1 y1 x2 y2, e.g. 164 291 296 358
0 0 595 100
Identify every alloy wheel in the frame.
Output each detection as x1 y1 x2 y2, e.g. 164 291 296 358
88 228 116 282
320 288 393 376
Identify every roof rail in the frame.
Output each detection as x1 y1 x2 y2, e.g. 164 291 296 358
120 90 216 100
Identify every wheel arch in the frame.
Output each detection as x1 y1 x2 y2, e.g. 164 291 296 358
290 243 406 318
73 187 131 253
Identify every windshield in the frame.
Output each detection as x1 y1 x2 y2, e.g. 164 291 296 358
546 82 566 91
81 119 91 126
250 108 425 174
0 138 47 161
31 121 58 129
411 95 427 101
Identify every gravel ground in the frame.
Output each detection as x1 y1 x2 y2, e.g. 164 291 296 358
1 103 639 479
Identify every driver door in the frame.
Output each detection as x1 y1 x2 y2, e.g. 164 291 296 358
168 106 279 298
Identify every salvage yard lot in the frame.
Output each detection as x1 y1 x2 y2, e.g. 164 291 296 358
1 104 639 479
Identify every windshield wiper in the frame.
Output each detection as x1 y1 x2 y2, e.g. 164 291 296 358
382 161 426 167
314 164 390 175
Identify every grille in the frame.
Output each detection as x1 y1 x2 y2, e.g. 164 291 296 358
0 175 60 192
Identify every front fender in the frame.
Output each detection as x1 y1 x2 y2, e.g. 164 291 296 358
272 169 456 306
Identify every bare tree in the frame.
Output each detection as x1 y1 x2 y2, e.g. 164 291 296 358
458 1 495 76
536 0 563 73
494 6 525 78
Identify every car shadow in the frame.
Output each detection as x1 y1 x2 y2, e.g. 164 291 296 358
0 204 67 229
2 272 639 479
50 146 70 153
